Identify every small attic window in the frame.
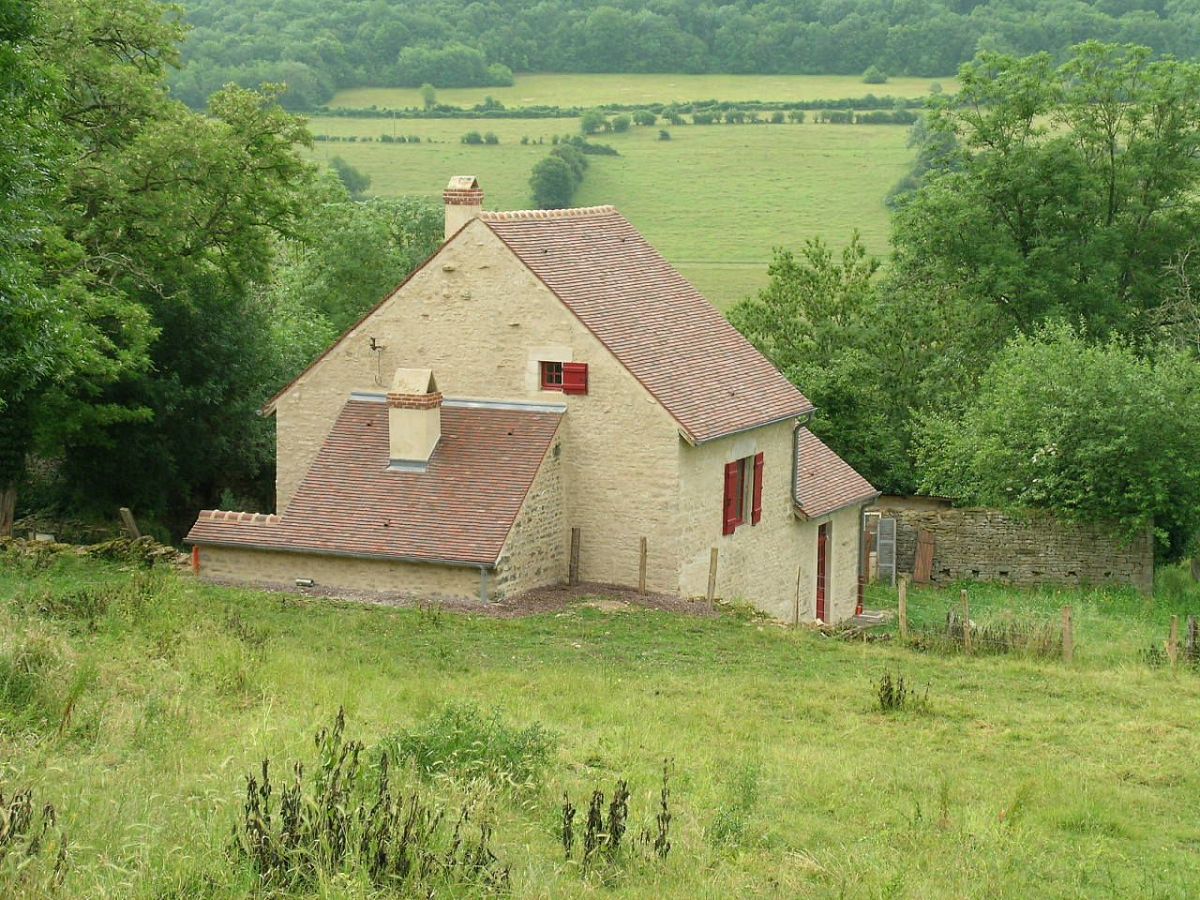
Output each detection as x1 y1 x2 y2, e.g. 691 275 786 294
540 360 588 394
540 361 563 390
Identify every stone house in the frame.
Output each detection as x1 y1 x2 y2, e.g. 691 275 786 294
186 177 878 622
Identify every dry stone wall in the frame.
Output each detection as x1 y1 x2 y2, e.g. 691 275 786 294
876 499 1153 594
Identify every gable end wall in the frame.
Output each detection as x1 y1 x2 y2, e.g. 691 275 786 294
273 220 683 593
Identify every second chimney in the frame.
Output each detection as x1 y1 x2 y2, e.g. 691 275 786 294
443 175 483 239
387 368 442 470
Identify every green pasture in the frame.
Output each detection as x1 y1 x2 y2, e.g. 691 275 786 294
331 72 957 110
304 115 912 306
1 553 1199 896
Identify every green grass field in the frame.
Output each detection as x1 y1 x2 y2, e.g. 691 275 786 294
3 553 1199 896
332 72 958 110
306 116 912 306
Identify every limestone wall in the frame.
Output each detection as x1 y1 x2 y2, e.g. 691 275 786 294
875 498 1154 594
494 436 568 598
271 220 683 593
676 421 866 623
197 545 479 600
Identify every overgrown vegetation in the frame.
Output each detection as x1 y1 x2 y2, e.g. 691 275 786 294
559 763 673 875
233 708 511 892
1 556 1199 894
875 670 929 712
382 701 556 787
0 781 68 893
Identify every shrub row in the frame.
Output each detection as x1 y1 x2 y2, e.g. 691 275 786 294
313 93 931 119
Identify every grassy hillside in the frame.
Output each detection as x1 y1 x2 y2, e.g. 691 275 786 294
305 116 912 306
2 552 1199 896
331 73 958 110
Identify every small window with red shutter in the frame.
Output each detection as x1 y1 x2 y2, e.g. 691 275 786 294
539 360 588 394
562 362 588 395
722 452 764 535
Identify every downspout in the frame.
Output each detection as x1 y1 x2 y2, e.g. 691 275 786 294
791 412 817 513
479 567 490 603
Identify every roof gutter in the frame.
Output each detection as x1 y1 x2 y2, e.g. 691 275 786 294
684 405 817 447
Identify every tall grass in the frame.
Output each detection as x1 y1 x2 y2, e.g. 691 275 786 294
2 555 1200 895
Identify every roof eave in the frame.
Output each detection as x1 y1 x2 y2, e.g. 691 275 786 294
793 490 882 522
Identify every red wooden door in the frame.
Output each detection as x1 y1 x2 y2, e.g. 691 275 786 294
816 523 829 622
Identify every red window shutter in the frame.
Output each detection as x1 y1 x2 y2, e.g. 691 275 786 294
722 461 740 535
562 362 588 395
751 452 764 525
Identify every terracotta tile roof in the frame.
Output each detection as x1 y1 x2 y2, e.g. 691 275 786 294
479 207 813 443
186 400 561 566
794 428 878 518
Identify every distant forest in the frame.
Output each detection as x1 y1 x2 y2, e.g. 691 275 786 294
171 0 1199 108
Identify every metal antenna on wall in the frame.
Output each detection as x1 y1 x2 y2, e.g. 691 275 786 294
369 337 384 385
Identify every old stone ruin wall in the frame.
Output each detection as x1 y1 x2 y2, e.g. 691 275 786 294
876 498 1154 595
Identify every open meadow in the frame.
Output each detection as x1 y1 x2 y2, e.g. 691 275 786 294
305 115 913 306
331 73 958 110
2 550 1199 897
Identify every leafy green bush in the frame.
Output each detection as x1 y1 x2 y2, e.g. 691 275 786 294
383 701 555 787
916 324 1200 559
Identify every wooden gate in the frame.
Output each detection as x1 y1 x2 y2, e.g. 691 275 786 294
914 529 935 583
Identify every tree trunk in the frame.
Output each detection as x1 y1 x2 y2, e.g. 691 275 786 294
0 484 15 538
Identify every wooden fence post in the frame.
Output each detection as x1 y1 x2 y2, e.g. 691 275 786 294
638 536 647 595
898 575 909 641
961 589 971 655
1167 615 1180 668
118 507 141 540
569 527 581 587
1061 606 1073 663
706 547 719 606
1187 615 1198 664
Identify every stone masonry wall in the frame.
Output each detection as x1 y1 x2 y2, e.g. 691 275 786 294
197 545 480 600
876 498 1153 594
676 419 866 623
493 435 567 598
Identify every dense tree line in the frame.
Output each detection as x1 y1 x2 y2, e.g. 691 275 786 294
732 42 1200 559
0 0 439 538
169 0 1199 108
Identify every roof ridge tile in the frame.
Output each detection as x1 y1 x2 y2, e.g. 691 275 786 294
480 205 617 222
